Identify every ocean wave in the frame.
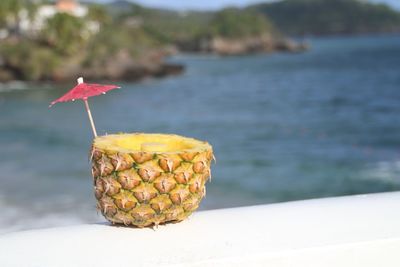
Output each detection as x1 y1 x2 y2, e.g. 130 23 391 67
361 160 400 185
0 195 105 235
0 81 29 93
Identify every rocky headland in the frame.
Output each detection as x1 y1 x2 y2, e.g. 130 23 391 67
0 2 308 83
179 35 308 56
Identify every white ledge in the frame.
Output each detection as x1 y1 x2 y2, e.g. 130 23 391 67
1 192 400 266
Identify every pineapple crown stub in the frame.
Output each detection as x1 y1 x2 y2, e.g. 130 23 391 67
90 133 214 227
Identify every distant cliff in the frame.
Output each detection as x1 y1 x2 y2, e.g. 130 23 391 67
117 6 308 55
0 1 305 82
249 0 400 36
0 4 184 82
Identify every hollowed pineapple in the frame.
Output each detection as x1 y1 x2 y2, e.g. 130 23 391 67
90 133 214 227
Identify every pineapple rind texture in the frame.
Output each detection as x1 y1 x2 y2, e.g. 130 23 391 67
91 133 213 227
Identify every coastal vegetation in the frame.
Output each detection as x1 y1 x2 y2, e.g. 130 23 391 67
0 1 177 82
0 0 399 82
0 1 302 82
208 9 274 38
249 0 400 36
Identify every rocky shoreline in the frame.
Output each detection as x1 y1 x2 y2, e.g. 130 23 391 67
0 44 184 83
179 35 309 55
0 63 185 83
0 40 307 83
0 1 310 83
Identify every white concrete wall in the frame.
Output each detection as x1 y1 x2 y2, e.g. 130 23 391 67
0 192 399 266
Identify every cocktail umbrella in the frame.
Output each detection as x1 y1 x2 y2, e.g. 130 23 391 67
50 77 120 137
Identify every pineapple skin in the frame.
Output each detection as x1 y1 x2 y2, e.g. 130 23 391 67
90 135 213 227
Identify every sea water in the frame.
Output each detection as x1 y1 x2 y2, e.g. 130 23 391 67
1 35 400 233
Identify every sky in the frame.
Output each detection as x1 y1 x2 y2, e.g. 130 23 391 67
92 0 400 10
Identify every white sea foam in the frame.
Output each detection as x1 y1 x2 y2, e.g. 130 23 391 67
0 81 28 92
0 81 56 93
361 160 400 185
0 194 105 235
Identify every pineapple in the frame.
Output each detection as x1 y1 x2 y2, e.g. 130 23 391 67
90 133 214 227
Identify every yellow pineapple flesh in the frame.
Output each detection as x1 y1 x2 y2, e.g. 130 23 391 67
90 133 214 227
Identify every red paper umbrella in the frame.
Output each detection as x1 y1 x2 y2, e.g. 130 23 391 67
50 77 120 137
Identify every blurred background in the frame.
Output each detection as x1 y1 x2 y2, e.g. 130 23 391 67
1 0 400 233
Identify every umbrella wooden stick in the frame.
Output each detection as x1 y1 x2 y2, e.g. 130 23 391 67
78 77 98 137
84 99 98 137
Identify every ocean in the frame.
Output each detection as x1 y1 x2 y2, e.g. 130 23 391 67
1 35 400 233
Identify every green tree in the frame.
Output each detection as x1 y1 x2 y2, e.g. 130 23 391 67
87 4 111 26
208 8 273 38
249 0 400 35
0 0 37 35
41 13 85 55
0 41 60 81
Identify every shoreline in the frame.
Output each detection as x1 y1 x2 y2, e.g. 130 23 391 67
0 34 307 83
